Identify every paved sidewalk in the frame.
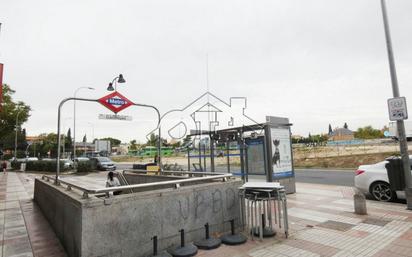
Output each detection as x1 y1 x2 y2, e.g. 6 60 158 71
0 172 66 257
1 171 412 257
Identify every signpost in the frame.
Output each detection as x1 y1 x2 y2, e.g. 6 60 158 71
55 93 162 184
388 97 408 121
381 0 412 209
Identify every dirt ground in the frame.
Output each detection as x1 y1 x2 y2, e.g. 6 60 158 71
293 151 406 169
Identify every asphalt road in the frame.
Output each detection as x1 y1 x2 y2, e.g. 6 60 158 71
116 162 355 187
294 168 355 186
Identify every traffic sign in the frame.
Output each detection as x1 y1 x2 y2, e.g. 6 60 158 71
98 91 134 114
98 114 133 121
388 97 408 121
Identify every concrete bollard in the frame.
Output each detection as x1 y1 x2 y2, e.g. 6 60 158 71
354 190 367 215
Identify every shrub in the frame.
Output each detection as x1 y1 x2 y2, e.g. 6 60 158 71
12 160 71 172
76 161 93 173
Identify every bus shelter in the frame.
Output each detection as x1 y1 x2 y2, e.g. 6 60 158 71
186 116 296 194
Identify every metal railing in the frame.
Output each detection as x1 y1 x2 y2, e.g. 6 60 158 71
42 172 233 199
122 169 228 177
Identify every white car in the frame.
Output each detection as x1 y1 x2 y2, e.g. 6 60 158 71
354 157 412 202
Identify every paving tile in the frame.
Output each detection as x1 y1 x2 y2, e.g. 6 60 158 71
317 220 355 232
3 237 32 256
4 226 28 240
362 217 391 227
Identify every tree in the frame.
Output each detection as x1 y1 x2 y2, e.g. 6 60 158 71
354 126 384 139
65 128 73 152
30 133 58 158
99 137 121 146
129 140 138 150
82 134 87 143
146 133 157 146
0 85 31 151
344 122 348 129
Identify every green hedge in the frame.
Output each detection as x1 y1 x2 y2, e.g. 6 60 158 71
11 160 94 173
76 161 93 173
12 160 70 172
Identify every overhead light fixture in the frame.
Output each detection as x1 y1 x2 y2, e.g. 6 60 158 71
117 74 126 83
107 83 114 91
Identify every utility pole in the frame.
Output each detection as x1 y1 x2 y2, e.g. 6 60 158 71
380 0 412 209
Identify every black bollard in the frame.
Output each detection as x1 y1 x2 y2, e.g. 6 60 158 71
168 229 198 257
205 223 210 239
220 219 247 245
194 223 221 250
180 229 185 248
153 236 158 256
152 236 172 257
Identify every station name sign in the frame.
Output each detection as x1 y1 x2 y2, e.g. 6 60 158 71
99 114 132 121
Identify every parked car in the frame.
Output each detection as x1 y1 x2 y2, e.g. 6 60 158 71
10 157 39 162
74 157 90 163
354 157 412 202
61 159 74 169
40 158 74 169
90 157 116 171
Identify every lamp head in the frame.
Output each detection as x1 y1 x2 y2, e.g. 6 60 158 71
107 83 114 91
117 74 126 83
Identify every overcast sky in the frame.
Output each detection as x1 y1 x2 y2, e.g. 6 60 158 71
1 0 412 143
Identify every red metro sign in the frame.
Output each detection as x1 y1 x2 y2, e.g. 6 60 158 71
98 91 134 114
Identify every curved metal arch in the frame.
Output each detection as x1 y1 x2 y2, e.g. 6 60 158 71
55 97 161 183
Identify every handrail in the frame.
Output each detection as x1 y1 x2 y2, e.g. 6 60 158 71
41 173 233 198
42 175 94 198
123 169 229 176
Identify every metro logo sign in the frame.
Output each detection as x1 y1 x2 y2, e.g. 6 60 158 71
98 91 134 114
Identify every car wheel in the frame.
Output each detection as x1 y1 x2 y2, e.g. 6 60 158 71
370 182 396 202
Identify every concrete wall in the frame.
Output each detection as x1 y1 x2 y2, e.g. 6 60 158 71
34 179 83 257
34 177 242 257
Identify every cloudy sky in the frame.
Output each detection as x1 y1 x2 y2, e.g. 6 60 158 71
1 0 412 143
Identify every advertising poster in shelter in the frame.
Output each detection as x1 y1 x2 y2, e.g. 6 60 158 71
270 127 293 179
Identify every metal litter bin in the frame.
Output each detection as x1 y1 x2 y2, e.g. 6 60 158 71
385 156 405 191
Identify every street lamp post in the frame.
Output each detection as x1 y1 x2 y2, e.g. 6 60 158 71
73 87 94 161
380 0 412 209
107 74 125 91
14 108 24 160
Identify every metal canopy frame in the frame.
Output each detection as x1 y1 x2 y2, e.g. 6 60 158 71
55 97 162 183
186 123 266 182
185 121 294 183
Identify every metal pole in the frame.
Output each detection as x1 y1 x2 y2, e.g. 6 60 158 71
210 136 215 172
203 142 207 172
239 136 245 183
57 97 99 183
187 147 191 171
73 87 94 162
198 141 202 171
73 95 76 160
14 109 23 160
381 0 412 209
226 139 231 173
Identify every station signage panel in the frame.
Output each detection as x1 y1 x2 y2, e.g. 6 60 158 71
98 91 134 114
